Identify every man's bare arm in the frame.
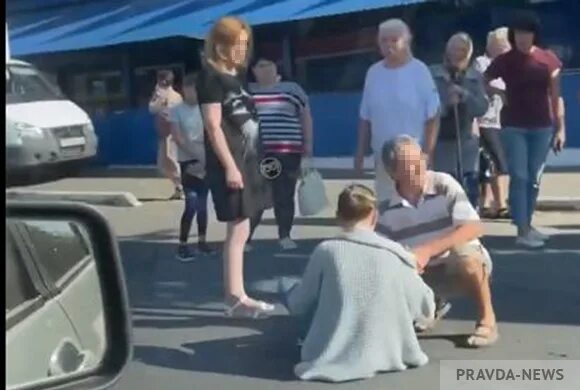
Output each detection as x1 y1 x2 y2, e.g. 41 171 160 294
423 113 440 167
354 119 370 172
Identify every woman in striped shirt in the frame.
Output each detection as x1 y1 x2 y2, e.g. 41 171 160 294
247 56 314 251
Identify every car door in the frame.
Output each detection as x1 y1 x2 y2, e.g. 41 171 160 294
5 222 82 388
20 219 106 369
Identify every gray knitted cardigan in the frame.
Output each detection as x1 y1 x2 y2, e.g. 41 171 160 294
287 228 435 382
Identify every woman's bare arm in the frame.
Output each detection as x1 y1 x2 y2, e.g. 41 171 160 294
201 103 237 171
300 105 314 156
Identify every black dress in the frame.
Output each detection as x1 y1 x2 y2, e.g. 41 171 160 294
196 65 272 222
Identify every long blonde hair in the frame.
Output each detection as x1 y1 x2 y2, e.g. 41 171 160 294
204 16 253 71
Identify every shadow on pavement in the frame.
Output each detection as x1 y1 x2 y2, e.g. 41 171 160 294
120 228 579 380
120 230 580 326
446 233 580 326
133 316 300 381
119 237 318 312
547 224 580 230
418 333 472 349
259 217 337 227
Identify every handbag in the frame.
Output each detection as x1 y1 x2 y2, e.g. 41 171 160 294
297 168 328 216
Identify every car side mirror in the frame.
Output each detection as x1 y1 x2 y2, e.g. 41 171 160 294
5 201 132 390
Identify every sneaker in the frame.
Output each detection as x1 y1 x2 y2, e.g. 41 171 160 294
515 233 545 249
529 226 549 242
279 237 298 251
176 245 196 262
169 187 185 201
198 242 216 255
244 243 253 253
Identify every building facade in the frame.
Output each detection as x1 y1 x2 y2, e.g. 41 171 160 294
8 0 580 164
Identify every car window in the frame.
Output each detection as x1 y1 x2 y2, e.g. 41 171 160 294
5 64 64 104
5 229 40 313
22 220 91 287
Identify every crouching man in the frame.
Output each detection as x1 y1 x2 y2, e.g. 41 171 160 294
377 135 498 347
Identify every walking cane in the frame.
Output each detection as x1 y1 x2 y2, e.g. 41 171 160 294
453 102 464 184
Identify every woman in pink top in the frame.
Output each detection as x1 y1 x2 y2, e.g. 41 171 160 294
485 12 565 249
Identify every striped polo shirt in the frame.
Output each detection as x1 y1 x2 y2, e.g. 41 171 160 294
376 171 481 251
250 81 308 154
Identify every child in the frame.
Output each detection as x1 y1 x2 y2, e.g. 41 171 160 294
169 74 215 261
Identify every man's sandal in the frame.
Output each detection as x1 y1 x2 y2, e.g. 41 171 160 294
466 323 499 348
224 296 275 319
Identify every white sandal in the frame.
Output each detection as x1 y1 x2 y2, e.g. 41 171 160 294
224 296 275 319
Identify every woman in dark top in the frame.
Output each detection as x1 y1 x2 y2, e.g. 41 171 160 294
196 16 274 318
485 12 565 249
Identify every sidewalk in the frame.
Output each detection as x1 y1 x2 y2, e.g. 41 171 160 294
17 166 580 211
534 172 580 210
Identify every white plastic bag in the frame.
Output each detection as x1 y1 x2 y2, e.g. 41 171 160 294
297 168 328 216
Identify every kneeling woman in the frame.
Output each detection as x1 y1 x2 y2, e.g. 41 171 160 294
283 184 435 382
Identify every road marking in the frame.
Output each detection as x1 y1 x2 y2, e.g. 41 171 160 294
6 190 142 207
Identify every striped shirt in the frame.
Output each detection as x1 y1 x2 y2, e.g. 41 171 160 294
250 81 308 154
376 171 481 255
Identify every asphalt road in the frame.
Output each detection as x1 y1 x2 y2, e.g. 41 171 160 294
19 175 580 389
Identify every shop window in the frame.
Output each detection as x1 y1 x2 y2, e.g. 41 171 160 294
68 71 128 117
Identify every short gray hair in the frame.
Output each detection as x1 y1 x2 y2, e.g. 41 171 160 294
378 18 412 42
381 135 420 176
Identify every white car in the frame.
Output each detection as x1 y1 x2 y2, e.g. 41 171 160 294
6 59 98 186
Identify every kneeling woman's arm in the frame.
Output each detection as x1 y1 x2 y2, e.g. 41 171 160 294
284 245 328 315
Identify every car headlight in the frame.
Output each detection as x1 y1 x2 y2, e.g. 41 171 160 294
82 122 95 134
9 121 44 139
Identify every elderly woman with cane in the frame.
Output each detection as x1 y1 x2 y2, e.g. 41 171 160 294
431 32 489 207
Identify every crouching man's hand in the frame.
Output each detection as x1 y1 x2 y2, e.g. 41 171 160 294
411 244 434 274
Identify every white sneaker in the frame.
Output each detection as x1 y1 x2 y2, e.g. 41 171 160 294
516 233 545 249
279 237 298 251
529 227 549 242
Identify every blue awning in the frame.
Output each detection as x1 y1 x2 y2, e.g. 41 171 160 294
8 0 426 56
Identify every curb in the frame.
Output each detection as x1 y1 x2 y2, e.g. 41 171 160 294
5 190 142 207
535 197 580 211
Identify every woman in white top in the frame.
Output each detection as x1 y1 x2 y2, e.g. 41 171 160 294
474 27 511 219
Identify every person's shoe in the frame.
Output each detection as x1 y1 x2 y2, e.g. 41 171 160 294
279 237 298 251
244 243 253 253
176 245 196 262
169 187 185 201
515 233 545 249
224 296 275 319
415 299 452 333
198 242 216 255
529 226 549 242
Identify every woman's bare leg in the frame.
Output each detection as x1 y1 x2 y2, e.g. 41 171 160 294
224 218 249 299
223 218 274 313
492 174 509 210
